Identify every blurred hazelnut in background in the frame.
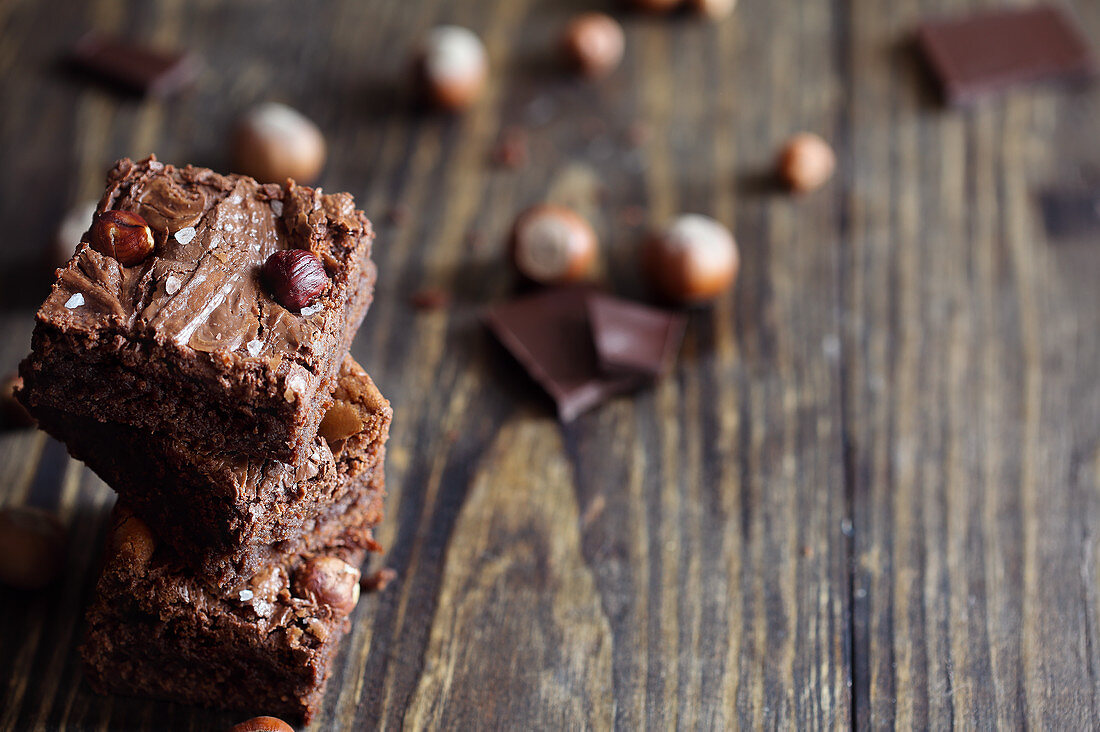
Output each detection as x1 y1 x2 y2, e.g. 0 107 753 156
778 132 836 193
644 214 738 304
511 204 598 285
233 102 327 185
563 13 625 78
690 0 736 19
0 506 67 590
415 26 488 112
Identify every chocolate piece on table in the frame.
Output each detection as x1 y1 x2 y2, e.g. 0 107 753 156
485 287 644 422
69 33 199 97
28 357 390 589
18 156 377 464
586 293 686 378
915 5 1096 106
1038 189 1100 240
82 502 377 724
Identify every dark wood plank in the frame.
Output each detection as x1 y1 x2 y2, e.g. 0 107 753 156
844 0 1100 727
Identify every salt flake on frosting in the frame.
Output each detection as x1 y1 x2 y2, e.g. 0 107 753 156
174 226 196 245
246 339 264 357
238 589 254 601
270 200 284 217
64 293 84 309
300 303 323 317
164 275 182 295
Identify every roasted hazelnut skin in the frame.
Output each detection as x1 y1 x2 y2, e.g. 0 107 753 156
89 210 155 266
1 373 34 429
228 716 295 732
415 26 488 111
233 103 326 185
643 214 739 304
510 204 598 285
689 0 736 18
562 13 625 78
0 506 67 590
778 132 836 193
293 556 361 615
262 250 330 310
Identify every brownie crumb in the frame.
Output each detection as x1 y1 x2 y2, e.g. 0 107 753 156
386 204 409 227
618 205 647 228
490 127 529 170
465 229 487 252
409 288 452 311
626 121 653 148
361 568 397 593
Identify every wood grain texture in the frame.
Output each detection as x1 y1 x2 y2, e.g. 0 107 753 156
0 0 1097 729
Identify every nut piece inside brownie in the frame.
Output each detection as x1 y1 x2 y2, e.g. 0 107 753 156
82 505 371 724
19 155 376 463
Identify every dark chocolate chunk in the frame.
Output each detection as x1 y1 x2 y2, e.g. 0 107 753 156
69 33 199 97
1039 189 1100 239
485 288 644 422
915 5 1095 106
586 293 686 378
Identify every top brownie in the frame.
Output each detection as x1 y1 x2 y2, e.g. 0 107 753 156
20 156 375 463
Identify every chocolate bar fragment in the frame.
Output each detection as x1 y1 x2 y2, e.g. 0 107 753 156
587 292 686 378
485 287 644 422
916 5 1096 105
69 33 199 97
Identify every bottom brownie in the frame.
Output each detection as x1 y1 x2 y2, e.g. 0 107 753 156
82 488 381 724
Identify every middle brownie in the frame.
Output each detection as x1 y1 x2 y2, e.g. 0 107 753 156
32 356 391 588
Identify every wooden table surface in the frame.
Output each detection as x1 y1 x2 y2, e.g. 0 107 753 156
2 0 1099 729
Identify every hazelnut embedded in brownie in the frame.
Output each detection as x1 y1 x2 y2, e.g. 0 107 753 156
82 504 373 724
19 155 377 464
27 356 391 589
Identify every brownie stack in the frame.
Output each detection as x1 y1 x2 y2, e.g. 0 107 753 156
17 156 390 723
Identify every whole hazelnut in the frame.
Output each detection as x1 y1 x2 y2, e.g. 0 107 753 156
89 210 155 266
233 103 327 185
415 26 488 111
262 250 330 310
562 13 625 78
629 0 683 13
778 132 836 193
689 0 736 19
228 717 295 732
510 204 598 285
53 200 98 268
643 214 739 304
0 506 67 590
293 556 361 615
1 373 34 429
108 505 156 568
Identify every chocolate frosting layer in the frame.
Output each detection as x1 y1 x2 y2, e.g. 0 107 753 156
45 156 373 375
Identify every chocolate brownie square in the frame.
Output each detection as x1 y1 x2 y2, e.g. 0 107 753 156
20 156 376 464
28 357 391 588
82 503 375 724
